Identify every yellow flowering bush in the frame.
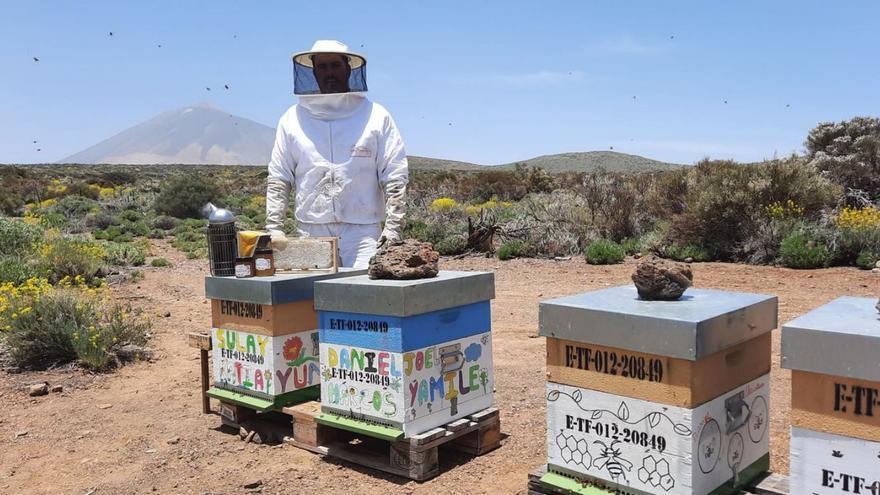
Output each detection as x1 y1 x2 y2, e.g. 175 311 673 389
465 196 514 216
430 197 459 211
38 237 106 284
836 207 880 231
3 286 150 370
764 200 804 220
0 277 53 332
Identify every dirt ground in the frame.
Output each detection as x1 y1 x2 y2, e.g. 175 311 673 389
2 242 879 495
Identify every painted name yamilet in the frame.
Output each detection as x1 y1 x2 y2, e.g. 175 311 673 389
319 332 494 435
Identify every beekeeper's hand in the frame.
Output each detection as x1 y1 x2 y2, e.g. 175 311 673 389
269 230 289 252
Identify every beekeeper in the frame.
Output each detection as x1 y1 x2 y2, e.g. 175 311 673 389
265 40 408 268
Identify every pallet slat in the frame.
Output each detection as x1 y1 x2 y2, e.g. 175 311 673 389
290 403 501 481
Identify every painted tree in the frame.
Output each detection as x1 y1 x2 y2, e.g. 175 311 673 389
806 116 880 202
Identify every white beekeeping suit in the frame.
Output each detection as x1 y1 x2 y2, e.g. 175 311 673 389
265 40 408 268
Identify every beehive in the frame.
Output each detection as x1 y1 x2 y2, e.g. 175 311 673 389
204 268 364 409
540 285 777 494
314 271 495 437
782 296 880 494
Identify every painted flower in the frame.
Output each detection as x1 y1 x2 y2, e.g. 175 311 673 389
283 336 303 361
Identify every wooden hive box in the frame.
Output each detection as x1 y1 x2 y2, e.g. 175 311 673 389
203 268 365 410
782 296 880 494
314 271 496 437
540 285 777 495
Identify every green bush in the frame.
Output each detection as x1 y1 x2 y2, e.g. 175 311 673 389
119 210 144 223
585 239 625 264
856 249 879 270
497 240 536 260
151 215 179 230
102 242 147 266
0 257 47 285
0 219 44 256
63 182 100 200
434 236 468 256
620 237 643 255
664 244 711 262
780 231 830 269
150 257 172 268
50 195 98 219
4 290 151 371
38 237 106 284
154 175 222 218
85 211 120 230
0 192 25 215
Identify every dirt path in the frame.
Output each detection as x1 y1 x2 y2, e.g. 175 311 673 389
2 246 878 494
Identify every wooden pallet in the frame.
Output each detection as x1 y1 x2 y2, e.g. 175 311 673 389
527 466 789 495
284 401 501 481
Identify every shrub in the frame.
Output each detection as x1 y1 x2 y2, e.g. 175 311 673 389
151 215 180 230
0 258 47 285
150 257 172 268
620 237 643 255
434 236 468 256
85 211 121 230
497 240 536 260
585 239 625 264
38 237 106 284
154 174 222 218
3 289 151 370
856 249 880 269
50 194 98 219
0 219 44 257
64 182 100 200
664 244 711 262
430 197 459 211
780 231 830 269
102 242 147 267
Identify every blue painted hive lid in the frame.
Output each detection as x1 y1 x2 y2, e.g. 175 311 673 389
539 285 777 360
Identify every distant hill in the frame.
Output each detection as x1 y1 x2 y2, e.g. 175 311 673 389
58 102 275 165
495 151 684 173
56 102 683 172
409 151 683 173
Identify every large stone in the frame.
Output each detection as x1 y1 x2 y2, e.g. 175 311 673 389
367 239 439 280
631 255 693 300
28 383 48 397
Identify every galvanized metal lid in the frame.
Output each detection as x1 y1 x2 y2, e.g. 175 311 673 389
539 285 777 360
782 296 880 381
204 268 366 305
314 270 495 317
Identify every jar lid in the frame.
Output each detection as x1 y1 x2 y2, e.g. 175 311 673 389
235 257 252 262
255 247 273 254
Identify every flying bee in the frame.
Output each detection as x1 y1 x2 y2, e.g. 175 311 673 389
592 439 633 482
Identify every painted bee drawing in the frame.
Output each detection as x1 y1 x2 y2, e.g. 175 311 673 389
592 439 633 482
705 443 715 459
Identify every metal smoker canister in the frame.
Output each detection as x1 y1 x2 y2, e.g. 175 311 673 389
204 203 237 277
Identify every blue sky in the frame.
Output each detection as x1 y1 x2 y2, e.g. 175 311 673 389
2 1 878 165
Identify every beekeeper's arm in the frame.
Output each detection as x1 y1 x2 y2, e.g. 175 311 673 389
377 113 409 246
266 118 294 251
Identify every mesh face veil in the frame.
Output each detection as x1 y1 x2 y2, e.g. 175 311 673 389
293 40 367 95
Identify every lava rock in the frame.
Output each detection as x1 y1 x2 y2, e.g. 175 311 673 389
367 239 439 280
243 480 262 489
632 255 693 301
28 383 48 397
51 385 63 393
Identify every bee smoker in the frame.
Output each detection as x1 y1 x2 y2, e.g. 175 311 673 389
204 203 237 277
439 343 464 416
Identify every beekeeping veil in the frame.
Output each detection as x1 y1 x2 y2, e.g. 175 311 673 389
293 40 367 96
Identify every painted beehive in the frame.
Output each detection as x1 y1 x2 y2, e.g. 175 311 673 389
540 285 777 495
204 268 365 409
782 296 880 494
314 271 495 437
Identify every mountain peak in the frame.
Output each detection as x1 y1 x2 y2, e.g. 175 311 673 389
59 104 275 165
